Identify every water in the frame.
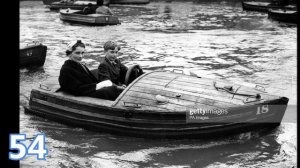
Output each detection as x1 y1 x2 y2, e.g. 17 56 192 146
20 1 297 167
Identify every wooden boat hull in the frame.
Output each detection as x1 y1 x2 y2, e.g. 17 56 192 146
24 71 289 138
20 44 47 68
60 9 120 26
242 1 297 13
268 9 297 24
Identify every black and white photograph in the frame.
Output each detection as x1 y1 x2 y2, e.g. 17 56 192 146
19 0 296 167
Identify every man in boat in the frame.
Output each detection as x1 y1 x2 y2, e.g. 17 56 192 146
95 0 114 15
83 3 97 15
58 40 123 100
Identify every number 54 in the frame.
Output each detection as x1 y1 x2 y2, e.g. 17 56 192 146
9 133 48 160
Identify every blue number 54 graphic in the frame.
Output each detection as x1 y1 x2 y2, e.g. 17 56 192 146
9 133 48 160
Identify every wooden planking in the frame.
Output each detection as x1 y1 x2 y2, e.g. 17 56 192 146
130 83 244 106
145 72 276 97
120 95 189 112
130 86 238 108
140 72 277 101
125 88 237 111
124 90 221 110
167 83 250 101
131 82 245 105
139 77 252 101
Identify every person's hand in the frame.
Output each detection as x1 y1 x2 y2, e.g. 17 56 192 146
96 80 112 90
116 85 126 91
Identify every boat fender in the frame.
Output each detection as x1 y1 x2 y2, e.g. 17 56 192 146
156 95 169 104
123 102 141 108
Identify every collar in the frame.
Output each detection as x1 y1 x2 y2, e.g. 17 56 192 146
105 57 117 65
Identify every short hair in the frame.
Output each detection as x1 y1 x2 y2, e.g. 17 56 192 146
66 40 85 55
103 41 121 51
97 0 103 6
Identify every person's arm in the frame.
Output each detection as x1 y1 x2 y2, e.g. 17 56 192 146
59 67 97 96
107 8 114 15
98 63 111 82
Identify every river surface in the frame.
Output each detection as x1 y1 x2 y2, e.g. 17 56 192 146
20 1 297 167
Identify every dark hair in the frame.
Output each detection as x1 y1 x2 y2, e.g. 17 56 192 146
66 40 85 55
97 0 103 6
88 3 92 7
103 41 121 51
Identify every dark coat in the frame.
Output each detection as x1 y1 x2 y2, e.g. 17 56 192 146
58 60 120 100
98 57 128 85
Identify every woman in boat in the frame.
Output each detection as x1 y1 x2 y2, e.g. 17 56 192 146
95 0 114 15
97 41 128 90
58 40 123 100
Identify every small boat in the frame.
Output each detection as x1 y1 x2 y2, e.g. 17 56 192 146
24 68 289 138
49 1 98 10
20 43 47 68
268 9 297 24
108 0 150 4
242 1 297 12
44 0 149 6
43 0 60 5
60 9 120 25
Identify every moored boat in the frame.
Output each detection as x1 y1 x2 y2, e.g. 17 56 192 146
20 43 47 68
109 0 150 4
24 69 289 138
44 0 149 5
268 9 297 24
60 9 120 25
49 1 97 10
43 0 60 5
47 0 149 10
242 1 297 12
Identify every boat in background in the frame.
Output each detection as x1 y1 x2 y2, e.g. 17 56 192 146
268 9 297 24
49 1 98 10
108 0 150 4
44 0 149 6
24 69 289 138
20 43 47 68
60 9 121 25
43 0 60 5
242 1 297 12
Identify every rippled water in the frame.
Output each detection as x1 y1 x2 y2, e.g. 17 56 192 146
20 0 297 167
